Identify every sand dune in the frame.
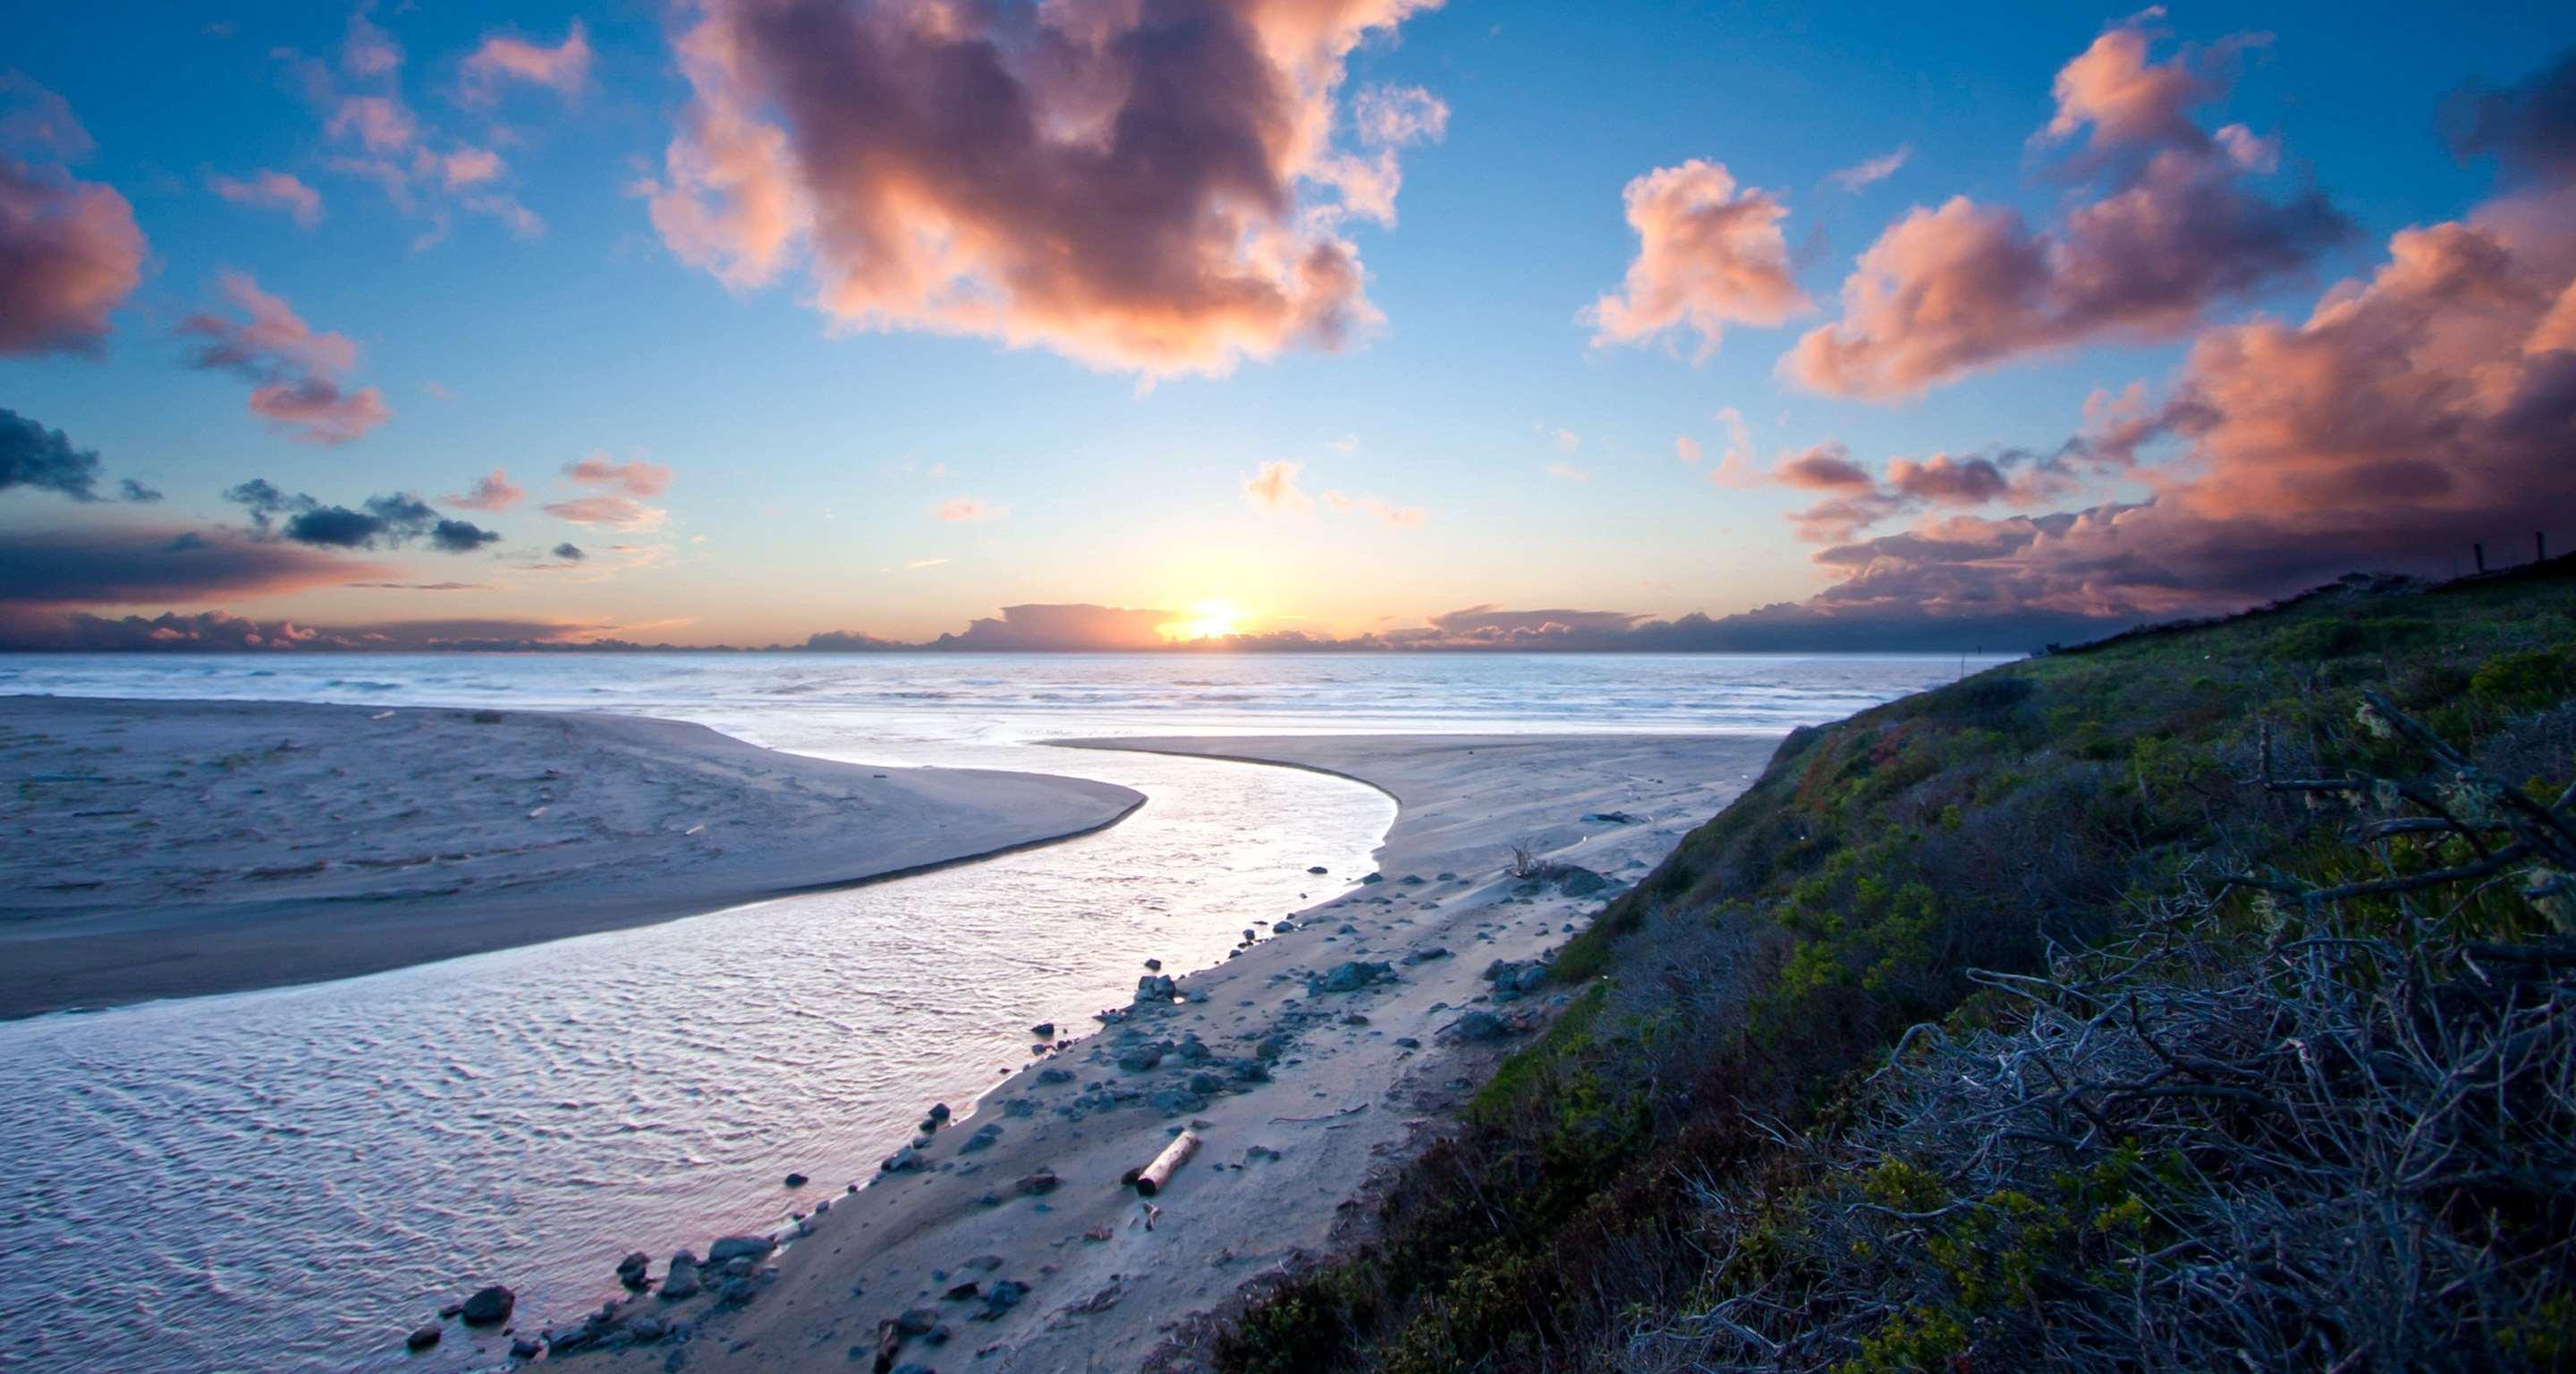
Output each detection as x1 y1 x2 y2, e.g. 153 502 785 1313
0 695 1143 1019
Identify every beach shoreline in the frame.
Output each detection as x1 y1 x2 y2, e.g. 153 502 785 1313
565 731 1782 1374
0 694 1145 1021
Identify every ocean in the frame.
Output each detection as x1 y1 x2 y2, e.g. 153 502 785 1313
0 652 2004 1372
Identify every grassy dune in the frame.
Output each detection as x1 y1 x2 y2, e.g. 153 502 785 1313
1216 564 2576 1372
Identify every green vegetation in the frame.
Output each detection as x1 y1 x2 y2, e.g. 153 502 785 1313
1214 565 2576 1373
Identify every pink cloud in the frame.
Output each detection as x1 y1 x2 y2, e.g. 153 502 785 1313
932 496 1005 524
564 454 673 496
1588 159 1808 358
445 468 525 512
460 20 594 102
545 495 665 530
638 0 1444 377
0 81 144 358
1827 145 1910 193
1243 461 1310 513
177 271 389 444
1320 488 1427 529
1777 48 2576 628
1771 442 1877 492
1785 16 2346 400
209 169 324 227
327 95 417 154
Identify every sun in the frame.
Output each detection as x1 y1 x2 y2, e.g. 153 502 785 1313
1160 598 1246 642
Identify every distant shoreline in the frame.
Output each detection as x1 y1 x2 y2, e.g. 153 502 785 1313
0 695 1143 1020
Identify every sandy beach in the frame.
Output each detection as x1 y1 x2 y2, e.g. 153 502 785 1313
0 695 1144 1020
563 732 1783 1374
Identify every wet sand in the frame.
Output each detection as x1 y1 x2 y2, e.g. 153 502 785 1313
0 695 1144 1020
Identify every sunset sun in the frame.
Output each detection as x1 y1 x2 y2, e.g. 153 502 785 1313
1160 598 1246 641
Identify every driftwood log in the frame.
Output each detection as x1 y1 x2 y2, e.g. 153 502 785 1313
1123 1130 1200 1197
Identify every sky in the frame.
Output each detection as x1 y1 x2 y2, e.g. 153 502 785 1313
2 1 2572 651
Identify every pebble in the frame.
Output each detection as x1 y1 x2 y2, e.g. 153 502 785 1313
405 1325 440 1352
459 1284 514 1326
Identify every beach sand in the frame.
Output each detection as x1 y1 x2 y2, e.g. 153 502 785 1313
572 733 1781 1374
0 695 1143 1020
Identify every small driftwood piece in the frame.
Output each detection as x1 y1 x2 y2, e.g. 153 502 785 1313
1122 1130 1200 1197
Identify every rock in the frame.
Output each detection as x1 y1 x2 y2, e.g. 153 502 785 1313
1342 1012 1370 1026
1307 865 1328 874
719 1276 757 1306
1360 872 1385 885
1309 961 1393 995
1553 865 1610 896
960 1123 1004 1153
1436 871 1458 880
616 1251 652 1289
1029 1022 1055 1039
896 1306 941 1336
1117 1044 1165 1073
511 1336 544 1359
460 1284 515 1326
944 1280 981 1301
407 1324 441 1352
1134 973 1177 1003
724 1256 755 1277
1015 1169 1059 1196
1402 946 1451 964
962 1253 1004 1272
984 1279 1030 1314
881 1145 924 1173
1176 1034 1210 1061
784 1172 809 1187
1038 1066 1076 1085
439 1302 463 1319
1143 957 1163 971
708 1234 774 1264
1394 1036 1422 1048
661 1252 703 1302
1583 810 1637 824
629 1315 667 1342
1400 874 1426 885
1447 1010 1511 1042
1272 920 1296 933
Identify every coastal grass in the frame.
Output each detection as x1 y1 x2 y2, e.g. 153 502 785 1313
1213 562 2576 1373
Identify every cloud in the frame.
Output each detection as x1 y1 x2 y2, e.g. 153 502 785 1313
637 0 1443 378
208 168 324 227
428 518 502 553
931 496 1005 524
118 479 162 503
178 272 390 443
564 453 674 496
0 80 146 358
1587 159 1807 358
931 603 1176 650
552 541 585 561
1784 15 2348 400
445 467 525 512
1316 83 1450 224
1885 453 2010 505
1772 441 1877 492
901 556 947 570
1546 461 1591 482
459 20 593 103
546 494 666 530
1321 489 1427 528
1702 406 1761 488
1827 145 1910 192
0 407 104 500
0 609 639 652
0 522 383 606
1762 49 2576 630
1243 460 1311 513
224 481 501 554
290 16 547 243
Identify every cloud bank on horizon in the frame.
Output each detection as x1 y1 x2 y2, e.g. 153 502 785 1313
1 6 2572 651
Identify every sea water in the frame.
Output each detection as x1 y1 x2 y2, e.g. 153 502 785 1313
0 652 2004 1372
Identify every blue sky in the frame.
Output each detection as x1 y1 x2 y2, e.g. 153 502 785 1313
3 1 2572 648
